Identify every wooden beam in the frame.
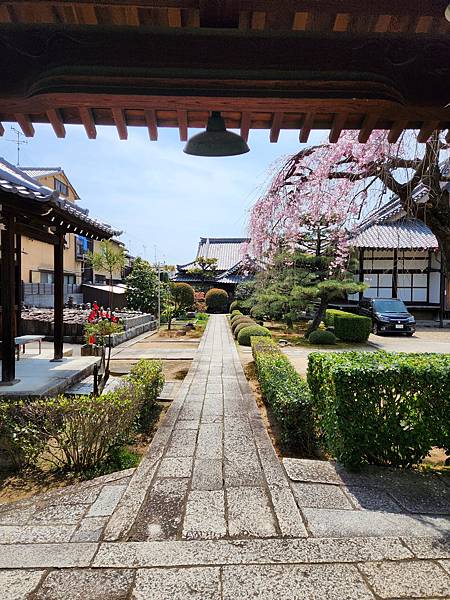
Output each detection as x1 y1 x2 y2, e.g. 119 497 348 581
373 14 392 33
167 7 181 27
240 111 251 142
388 120 408 143
112 108 128 139
15 113 34 137
292 11 309 30
299 112 315 143
1 211 17 383
0 122 4 136
446 129 450 144
46 108 66 138
251 11 266 30
79 107 97 139
144 109 158 140
358 114 379 143
329 112 347 143
415 15 433 33
52 229 64 361
15 222 59 245
15 233 21 338
269 111 284 143
333 13 351 32
417 121 440 143
177 109 188 141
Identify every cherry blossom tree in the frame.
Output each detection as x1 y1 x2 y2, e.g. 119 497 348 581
248 130 450 274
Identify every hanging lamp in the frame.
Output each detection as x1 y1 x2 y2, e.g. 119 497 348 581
183 111 250 157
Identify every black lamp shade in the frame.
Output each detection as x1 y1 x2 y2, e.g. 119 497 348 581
184 111 250 157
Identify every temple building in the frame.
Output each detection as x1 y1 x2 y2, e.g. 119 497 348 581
174 237 251 295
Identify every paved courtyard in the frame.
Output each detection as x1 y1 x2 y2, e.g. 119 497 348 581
0 315 449 598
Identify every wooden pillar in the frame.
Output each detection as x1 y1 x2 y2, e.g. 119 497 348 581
439 266 445 329
53 230 64 361
392 248 398 298
358 248 364 301
15 233 21 337
1 211 18 383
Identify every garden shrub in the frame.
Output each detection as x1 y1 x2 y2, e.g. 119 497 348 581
231 316 254 332
307 351 450 470
324 308 345 327
231 309 242 318
251 337 315 454
334 312 371 342
126 359 164 431
308 329 337 345
205 288 229 313
0 401 49 470
1 360 165 473
237 324 271 346
230 300 241 312
234 320 256 339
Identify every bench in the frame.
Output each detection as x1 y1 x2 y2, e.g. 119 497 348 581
14 335 45 360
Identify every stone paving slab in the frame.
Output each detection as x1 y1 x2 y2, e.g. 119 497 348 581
132 567 221 599
358 560 450 598
0 543 98 568
221 563 375 599
0 569 44 599
32 568 135 600
93 537 413 568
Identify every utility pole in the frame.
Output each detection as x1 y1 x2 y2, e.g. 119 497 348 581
154 245 161 330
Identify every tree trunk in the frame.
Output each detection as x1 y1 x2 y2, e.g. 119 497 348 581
426 201 450 279
306 297 328 338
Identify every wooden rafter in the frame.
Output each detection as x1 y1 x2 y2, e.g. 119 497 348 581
177 109 188 141
358 114 379 143
112 107 128 139
240 111 251 142
144 109 158 140
15 113 34 137
46 108 66 138
299 113 315 143
329 112 347 143
388 120 408 143
79 107 97 139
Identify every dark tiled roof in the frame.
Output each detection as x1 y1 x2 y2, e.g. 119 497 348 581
351 218 438 250
0 158 119 237
178 237 249 271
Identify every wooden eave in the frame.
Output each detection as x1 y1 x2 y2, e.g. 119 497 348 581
0 0 449 143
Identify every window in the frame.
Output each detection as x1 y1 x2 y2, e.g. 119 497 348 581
54 178 69 197
64 274 76 285
40 271 54 284
363 273 392 298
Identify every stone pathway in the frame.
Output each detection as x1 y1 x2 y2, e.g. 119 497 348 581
1 315 449 598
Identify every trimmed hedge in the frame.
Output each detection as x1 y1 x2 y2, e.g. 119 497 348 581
308 329 337 345
307 351 450 469
230 300 241 312
205 288 229 313
231 316 254 333
333 311 371 342
324 309 345 327
234 320 256 339
126 359 164 431
231 310 243 317
252 337 315 453
237 324 271 346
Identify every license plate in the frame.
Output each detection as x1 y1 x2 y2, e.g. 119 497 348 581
395 324 404 329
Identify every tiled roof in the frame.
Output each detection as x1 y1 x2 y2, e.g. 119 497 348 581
351 219 438 250
178 237 249 271
21 167 63 179
0 158 119 237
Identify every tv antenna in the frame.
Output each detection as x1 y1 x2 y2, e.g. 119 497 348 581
6 126 28 165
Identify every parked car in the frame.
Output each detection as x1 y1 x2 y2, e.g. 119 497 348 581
359 298 416 336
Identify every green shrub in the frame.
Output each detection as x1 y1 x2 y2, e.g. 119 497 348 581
324 309 345 327
205 288 229 313
231 316 254 333
234 320 256 339
230 300 241 312
252 337 315 453
0 402 48 470
237 324 271 346
308 329 337 345
334 312 371 342
126 359 164 431
307 351 450 469
231 309 243 318
32 386 142 472
196 312 209 321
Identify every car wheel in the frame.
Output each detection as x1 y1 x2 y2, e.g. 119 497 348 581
406 332 414 337
373 323 380 335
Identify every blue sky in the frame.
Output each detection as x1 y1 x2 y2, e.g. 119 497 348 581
0 123 323 265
